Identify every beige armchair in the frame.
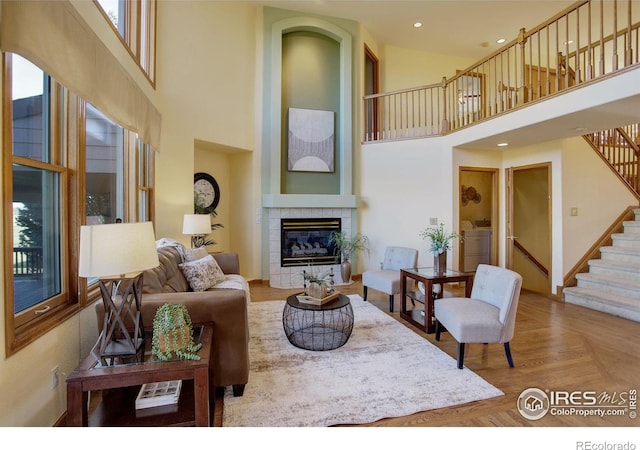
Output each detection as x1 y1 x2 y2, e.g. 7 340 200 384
434 264 522 369
362 246 418 312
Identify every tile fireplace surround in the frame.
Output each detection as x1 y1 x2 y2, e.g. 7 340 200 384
269 208 353 288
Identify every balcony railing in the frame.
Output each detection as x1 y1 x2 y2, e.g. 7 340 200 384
363 0 640 143
13 247 43 277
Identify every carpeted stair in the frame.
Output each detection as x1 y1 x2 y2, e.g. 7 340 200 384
564 208 640 322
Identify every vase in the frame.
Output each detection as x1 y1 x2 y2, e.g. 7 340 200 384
308 282 327 299
341 260 352 283
434 251 447 275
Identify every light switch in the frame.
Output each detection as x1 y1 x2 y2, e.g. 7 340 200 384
570 207 578 216
429 217 438 225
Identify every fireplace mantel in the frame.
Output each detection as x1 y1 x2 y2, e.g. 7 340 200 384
262 194 357 209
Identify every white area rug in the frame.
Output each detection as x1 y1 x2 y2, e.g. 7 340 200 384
223 295 503 427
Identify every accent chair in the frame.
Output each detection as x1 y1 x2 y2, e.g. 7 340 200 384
434 264 523 369
362 246 418 312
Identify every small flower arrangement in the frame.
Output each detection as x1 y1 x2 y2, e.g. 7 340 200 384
301 266 335 298
419 223 463 256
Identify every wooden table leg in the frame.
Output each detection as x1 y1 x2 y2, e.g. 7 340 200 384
193 367 210 427
401 272 407 313
66 381 88 426
426 281 435 333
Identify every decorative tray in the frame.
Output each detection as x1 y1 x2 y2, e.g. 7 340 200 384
296 291 340 306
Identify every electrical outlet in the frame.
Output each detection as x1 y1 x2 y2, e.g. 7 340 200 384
51 366 59 389
429 217 438 225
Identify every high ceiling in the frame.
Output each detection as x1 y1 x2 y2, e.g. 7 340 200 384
250 0 640 148
252 0 576 60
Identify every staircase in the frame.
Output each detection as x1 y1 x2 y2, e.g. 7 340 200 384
564 208 640 322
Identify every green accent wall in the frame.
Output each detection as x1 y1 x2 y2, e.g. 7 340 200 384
281 31 341 194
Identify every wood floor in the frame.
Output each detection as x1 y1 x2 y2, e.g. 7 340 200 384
214 278 640 427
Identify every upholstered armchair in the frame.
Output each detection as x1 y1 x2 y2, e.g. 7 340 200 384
362 246 418 312
434 264 523 369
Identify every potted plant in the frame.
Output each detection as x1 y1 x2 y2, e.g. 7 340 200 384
193 193 223 246
419 223 462 275
152 304 202 361
328 231 370 282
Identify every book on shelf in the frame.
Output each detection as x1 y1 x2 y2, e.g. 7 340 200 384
296 291 340 306
135 380 182 410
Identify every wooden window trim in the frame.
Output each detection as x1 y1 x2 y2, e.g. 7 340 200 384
92 0 157 88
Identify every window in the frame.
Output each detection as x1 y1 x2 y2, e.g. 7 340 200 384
4 54 70 342
136 140 154 222
85 102 125 225
3 53 155 355
95 0 157 85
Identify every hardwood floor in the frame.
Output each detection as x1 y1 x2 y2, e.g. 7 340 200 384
214 278 640 427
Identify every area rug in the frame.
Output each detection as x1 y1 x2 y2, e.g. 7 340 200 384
223 294 503 427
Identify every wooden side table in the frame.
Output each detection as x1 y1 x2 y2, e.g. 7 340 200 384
66 323 214 427
400 268 473 333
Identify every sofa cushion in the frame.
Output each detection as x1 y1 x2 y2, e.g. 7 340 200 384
143 246 190 293
184 246 209 262
179 255 226 292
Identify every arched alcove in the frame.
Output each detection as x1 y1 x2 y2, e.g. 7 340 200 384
263 16 355 208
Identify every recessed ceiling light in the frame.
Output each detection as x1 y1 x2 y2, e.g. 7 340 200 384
565 40 574 45
497 38 506 44
497 142 509 147
413 22 423 28
574 127 588 132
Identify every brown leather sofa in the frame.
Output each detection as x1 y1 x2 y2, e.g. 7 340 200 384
95 245 250 396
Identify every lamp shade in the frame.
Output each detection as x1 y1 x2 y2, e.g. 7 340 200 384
79 221 159 278
182 214 211 235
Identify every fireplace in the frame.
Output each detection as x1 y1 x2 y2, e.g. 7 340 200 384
281 218 341 267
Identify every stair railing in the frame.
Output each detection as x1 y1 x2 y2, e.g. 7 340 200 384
363 0 640 144
562 206 636 289
513 240 549 277
583 125 640 199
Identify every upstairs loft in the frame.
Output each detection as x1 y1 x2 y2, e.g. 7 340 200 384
363 0 640 149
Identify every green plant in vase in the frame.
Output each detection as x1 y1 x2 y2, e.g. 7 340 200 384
152 303 202 361
328 231 370 283
419 223 462 274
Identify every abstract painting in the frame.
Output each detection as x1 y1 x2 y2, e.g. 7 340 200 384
287 108 335 172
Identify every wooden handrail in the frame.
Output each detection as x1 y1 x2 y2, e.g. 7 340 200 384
363 0 640 144
582 126 640 200
513 240 549 277
563 206 637 288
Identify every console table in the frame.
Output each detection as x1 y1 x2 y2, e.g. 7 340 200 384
400 268 473 333
66 323 214 427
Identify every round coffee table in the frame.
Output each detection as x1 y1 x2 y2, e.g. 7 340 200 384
283 293 354 351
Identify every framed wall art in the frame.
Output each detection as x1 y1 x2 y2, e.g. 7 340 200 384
287 107 335 173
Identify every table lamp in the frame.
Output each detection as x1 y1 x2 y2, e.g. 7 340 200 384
182 214 212 247
79 221 159 365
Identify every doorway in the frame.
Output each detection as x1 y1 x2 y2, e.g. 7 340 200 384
506 163 552 295
364 45 379 140
459 167 498 272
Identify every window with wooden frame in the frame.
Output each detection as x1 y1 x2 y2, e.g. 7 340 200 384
3 52 155 355
94 0 157 86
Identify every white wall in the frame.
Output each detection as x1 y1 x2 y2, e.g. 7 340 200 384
154 1 261 279
360 138 454 270
381 44 475 91
561 137 638 270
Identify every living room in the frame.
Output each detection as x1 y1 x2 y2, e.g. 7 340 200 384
1 0 640 441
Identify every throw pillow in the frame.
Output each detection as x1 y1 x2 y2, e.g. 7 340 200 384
179 255 225 292
184 246 208 262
